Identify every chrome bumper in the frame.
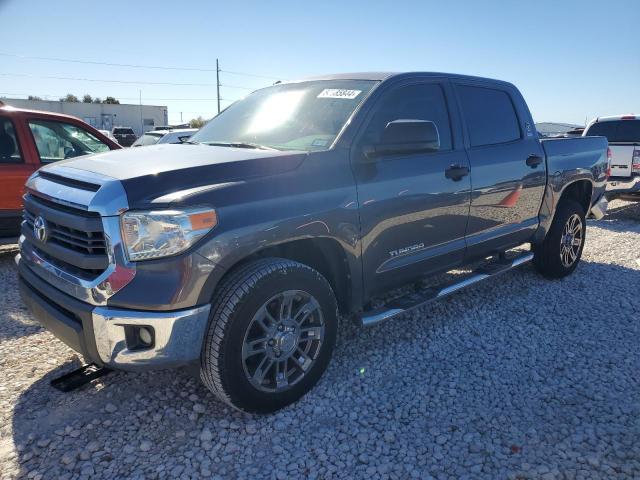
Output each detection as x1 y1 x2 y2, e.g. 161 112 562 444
588 195 608 220
606 175 640 198
92 305 211 369
18 253 211 371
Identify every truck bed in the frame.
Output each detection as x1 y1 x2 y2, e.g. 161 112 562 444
540 136 608 180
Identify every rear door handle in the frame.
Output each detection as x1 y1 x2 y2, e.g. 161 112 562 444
445 165 470 181
526 154 543 168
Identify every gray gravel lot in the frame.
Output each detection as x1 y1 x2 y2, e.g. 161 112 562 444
1 200 639 480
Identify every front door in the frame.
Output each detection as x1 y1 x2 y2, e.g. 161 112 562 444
351 81 471 298
0 116 34 235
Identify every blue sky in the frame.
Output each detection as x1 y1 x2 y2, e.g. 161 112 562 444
0 0 638 124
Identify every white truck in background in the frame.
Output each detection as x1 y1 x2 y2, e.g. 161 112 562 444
584 114 640 201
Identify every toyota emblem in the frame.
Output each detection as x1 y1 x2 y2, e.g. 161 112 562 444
33 215 49 243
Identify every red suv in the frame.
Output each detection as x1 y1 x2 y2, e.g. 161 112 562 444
0 104 121 237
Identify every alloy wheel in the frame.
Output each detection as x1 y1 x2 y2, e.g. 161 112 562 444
242 290 325 392
560 213 583 268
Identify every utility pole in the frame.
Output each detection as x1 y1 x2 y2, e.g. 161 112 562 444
139 90 143 135
216 58 221 114
180 112 183 123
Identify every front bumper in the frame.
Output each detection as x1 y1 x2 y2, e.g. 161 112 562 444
18 254 211 371
606 175 640 200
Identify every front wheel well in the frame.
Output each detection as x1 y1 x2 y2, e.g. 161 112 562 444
220 238 352 314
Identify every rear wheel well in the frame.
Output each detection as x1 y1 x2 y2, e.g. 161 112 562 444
559 180 592 214
222 238 352 314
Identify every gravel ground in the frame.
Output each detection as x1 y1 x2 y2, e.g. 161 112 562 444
1 200 639 480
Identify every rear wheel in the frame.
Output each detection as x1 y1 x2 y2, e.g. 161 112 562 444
200 258 337 413
533 199 586 278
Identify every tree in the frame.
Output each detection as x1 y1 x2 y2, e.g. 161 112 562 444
27 95 43 101
60 93 79 102
189 116 207 129
82 94 93 103
92 97 102 104
103 96 120 104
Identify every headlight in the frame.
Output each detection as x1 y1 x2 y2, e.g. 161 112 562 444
121 208 217 261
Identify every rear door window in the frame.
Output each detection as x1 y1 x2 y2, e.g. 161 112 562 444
457 85 521 147
29 120 111 163
0 117 22 163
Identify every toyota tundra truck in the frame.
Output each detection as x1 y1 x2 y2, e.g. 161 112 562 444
16 72 609 413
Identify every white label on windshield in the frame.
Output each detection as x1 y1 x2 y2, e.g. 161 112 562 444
317 89 362 100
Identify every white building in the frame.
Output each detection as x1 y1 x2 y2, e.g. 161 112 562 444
0 98 168 136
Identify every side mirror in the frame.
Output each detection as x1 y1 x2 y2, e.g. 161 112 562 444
364 119 440 159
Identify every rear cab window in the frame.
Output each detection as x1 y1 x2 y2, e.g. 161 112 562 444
457 85 521 147
586 120 640 143
28 120 111 163
0 117 23 163
113 128 135 135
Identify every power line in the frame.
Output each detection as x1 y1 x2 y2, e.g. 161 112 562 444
221 69 282 81
0 92 220 101
219 83 255 91
0 52 284 80
0 52 219 73
0 72 217 87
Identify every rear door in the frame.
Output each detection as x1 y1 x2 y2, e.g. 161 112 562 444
453 83 547 258
585 119 639 178
352 79 471 297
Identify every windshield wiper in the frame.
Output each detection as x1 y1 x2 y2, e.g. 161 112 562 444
202 141 277 151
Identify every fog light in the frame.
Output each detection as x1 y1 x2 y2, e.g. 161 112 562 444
139 327 153 346
124 325 155 350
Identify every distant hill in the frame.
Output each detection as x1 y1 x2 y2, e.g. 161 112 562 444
535 122 582 136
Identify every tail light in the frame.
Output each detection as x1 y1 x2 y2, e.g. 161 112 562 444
606 147 612 177
633 147 640 174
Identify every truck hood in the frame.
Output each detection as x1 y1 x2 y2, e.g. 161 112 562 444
43 143 307 207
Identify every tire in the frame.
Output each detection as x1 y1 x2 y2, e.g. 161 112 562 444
533 199 586 279
200 258 338 413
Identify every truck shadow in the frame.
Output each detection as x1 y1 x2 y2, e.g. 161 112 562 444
591 200 640 234
0 254 44 341
9 257 640 478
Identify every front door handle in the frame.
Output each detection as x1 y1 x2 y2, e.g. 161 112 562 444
445 165 470 181
526 154 543 168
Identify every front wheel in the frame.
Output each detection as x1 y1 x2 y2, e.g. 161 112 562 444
533 199 586 278
200 258 338 413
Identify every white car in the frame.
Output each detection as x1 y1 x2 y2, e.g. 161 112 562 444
584 114 640 201
132 128 198 147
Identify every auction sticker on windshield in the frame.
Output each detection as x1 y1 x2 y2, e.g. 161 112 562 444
317 89 362 100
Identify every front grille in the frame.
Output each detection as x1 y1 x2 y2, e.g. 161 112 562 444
23 193 109 278
24 209 106 256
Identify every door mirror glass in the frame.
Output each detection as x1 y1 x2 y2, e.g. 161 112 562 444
364 119 440 159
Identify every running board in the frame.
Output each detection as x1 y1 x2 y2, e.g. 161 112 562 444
358 251 534 327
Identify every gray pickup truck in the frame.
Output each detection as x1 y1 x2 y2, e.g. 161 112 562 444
16 72 609 412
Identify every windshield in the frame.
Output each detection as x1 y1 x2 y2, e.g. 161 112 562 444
190 80 378 151
133 132 163 147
